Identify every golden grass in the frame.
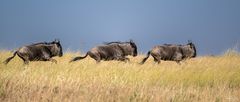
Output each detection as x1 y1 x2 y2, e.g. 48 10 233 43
0 50 240 102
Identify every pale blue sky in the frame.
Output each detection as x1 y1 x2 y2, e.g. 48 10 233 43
0 0 240 55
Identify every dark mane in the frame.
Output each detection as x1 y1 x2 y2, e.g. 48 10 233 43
104 41 129 45
31 42 50 46
164 44 182 46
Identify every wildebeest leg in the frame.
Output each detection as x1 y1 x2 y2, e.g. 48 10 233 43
49 58 57 64
42 57 57 64
153 57 159 63
175 60 181 65
125 58 130 62
42 53 57 64
44 56 57 63
89 52 101 63
152 54 161 64
95 59 101 63
94 56 101 63
117 57 129 62
155 58 161 64
156 59 161 64
24 60 30 64
174 53 183 65
17 53 30 65
181 58 188 64
20 57 29 65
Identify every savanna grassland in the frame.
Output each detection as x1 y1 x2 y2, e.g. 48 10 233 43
0 50 240 102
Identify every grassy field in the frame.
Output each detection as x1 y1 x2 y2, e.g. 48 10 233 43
0 50 240 102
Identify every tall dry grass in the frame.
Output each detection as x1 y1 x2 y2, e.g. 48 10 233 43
0 50 240 102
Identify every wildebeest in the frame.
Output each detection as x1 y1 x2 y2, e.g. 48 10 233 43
140 41 196 64
4 39 63 64
70 40 138 63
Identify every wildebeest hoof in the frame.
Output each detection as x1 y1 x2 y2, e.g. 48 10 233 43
50 59 57 64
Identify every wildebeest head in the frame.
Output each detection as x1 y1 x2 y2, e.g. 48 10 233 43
51 39 63 57
187 41 197 58
129 40 138 57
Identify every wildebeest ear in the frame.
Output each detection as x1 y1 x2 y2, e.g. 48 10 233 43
54 39 60 43
130 39 134 43
188 40 192 44
129 39 134 46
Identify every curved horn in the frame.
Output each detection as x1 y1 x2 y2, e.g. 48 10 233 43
130 39 134 43
188 40 192 43
54 39 60 43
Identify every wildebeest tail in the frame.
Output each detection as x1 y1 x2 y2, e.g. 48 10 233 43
140 51 151 64
4 51 17 65
69 52 89 62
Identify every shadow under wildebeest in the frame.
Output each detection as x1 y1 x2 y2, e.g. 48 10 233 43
70 40 138 63
140 41 197 64
4 39 63 64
